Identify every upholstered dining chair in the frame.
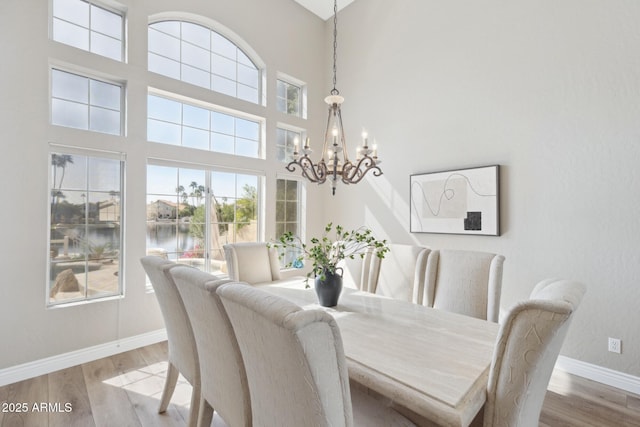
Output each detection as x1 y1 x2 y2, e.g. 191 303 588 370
216 284 416 427
171 266 252 427
223 242 281 284
423 249 505 322
367 243 430 303
484 278 586 427
139 256 200 427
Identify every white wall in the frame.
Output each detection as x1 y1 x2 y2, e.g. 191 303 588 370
0 0 327 369
326 0 640 375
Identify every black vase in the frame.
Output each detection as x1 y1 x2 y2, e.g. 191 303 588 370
314 267 343 307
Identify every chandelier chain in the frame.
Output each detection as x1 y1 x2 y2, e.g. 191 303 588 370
331 0 338 95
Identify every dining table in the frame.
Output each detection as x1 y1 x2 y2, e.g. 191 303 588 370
260 280 500 427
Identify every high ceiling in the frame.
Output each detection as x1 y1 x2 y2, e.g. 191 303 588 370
293 0 356 20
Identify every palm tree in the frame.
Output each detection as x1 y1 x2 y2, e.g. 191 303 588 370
51 154 74 222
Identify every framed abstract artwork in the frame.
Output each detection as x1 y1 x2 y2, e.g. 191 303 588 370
410 165 500 236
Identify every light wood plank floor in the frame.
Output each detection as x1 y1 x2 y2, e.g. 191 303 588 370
1 341 639 426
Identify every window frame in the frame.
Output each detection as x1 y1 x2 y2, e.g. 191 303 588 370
147 19 264 105
50 66 125 136
47 144 125 307
145 159 265 282
275 175 306 269
276 73 307 119
51 0 126 62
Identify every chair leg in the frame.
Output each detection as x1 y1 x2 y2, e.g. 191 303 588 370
196 397 214 427
158 362 179 413
187 382 202 427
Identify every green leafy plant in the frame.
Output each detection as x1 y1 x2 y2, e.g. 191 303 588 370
270 222 389 286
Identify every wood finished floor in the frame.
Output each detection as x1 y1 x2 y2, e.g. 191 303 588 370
1 341 639 427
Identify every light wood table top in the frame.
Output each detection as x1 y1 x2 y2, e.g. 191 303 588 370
261 283 500 427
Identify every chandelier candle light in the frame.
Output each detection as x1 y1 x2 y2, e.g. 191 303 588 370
286 0 382 195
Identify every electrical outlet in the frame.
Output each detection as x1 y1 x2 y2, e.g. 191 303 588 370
608 337 621 354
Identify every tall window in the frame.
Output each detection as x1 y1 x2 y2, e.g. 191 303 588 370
52 0 124 62
148 21 260 104
147 165 260 273
147 93 262 158
48 150 124 305
51 69 123 135
276 79 302 117
275 178 303 267
276 126 302 164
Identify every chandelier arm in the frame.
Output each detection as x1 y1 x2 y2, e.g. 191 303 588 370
341 156 383 184
286 157 328 183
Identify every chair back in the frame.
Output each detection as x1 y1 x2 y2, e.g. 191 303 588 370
424 249 505 322
223 242 281 284
140 256 198 386
368 244 429 303
217 284 353 427
484 279 586 427
171 267 252 427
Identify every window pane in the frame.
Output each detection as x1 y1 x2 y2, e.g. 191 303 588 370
236 118 259 140
89 157 120 191
212 54 236 80
52 69 88 103
90 80 120 109
52 99 88 130
148 28 180 61
182 22 210 50
211 32 237 59
148 95 181 123
148 53 181 79
53 0 89 27
182 41 210 72
147 119 181 145
90 106 120 135
237 85 258 104
183 127 210 150
53 19 89 51
91 31 122 61
212 76 235 97
211 133 234 154
182 64 211 89
152 21 181 37
91 5 122 39
237 64 258 88
237 50 254 67
147 165 177 195
183 104 209 130
211 111 234 135
236 138 258 158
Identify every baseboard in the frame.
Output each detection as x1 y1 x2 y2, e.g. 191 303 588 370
556 355 640 395
0 329 167 387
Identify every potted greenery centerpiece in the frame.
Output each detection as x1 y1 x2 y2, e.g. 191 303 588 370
271 223 389 307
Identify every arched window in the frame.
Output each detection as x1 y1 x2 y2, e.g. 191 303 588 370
148 20 260 104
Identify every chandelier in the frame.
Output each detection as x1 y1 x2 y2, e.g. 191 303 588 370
286 0 382 195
